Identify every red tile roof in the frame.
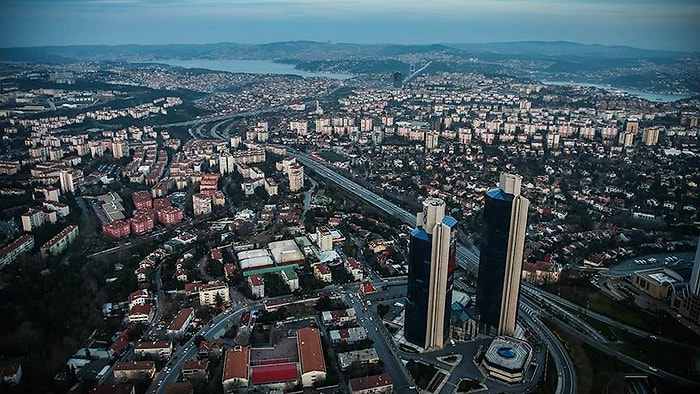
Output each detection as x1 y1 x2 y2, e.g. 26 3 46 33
223 347 249 381
251 363 299 384
168 308 193 331
348 373 393 392
297 327 326 374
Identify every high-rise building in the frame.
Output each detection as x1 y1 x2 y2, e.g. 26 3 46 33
690 236 700 296
405 198 457 349
289 164 304 192
476 173 530 336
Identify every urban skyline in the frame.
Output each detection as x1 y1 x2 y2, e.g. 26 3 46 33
1 0 699 51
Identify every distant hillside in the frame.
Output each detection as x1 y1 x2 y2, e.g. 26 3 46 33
1 40 693 64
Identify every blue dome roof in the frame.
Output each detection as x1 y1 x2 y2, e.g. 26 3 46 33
497 347 516 359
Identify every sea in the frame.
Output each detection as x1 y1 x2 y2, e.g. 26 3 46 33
142 59 355 80
542 80 691 103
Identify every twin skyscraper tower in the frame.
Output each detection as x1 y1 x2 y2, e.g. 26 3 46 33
405 173 530 349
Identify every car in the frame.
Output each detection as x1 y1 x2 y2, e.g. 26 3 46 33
648 366 658 372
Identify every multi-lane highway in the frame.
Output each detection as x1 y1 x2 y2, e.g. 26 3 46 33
519 302 577 394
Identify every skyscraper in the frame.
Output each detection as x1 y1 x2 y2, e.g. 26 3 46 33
476 173 530 336
405 198 457 349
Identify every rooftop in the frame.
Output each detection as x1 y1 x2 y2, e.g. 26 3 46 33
297 327 326 374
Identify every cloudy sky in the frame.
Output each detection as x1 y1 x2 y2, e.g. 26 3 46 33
1 0 698 51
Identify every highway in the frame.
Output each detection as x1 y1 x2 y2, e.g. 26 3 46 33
523 284 700 351
519 301 577 394
536 301 700 388
285 148 575 393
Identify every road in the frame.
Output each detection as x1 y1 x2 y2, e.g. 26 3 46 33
147 303 262 393
343 287 416 393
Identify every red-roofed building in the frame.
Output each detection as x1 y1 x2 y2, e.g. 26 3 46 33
345 258 363 281
167 308 194 338
313 263 332 283
222 346 249 391
198 340 223 359
184 282 203 296
362 282 376 294
132 190 153 211
297 327 326 387
224 263 236 279
248 274 265 299
109 340 130 359
153 197 171 210
0 363 22 386
127 304 153 324
0 234 34 270
182 359 209 381
103 219 131 238
130 213 154 235
157 206 184 226
113 361 155 383
251 363 299 389
348 373 393 394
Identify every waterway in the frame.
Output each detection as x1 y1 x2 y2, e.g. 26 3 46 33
542 80 692 103
143 59 355 80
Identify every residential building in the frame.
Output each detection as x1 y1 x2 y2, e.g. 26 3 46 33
280 268 299 291
329 327 367 344
0 234 34 270
222 346 249 392
521 261 562 284
313 263 332 283
0 363 22 386
182 359 209 381
338 348 379 371
134 341 173 359
321 308 357 326
316 226 333 251
199 282 230 306
157 206 184 226
167 308 194 338
297 327 326 387
405 197 457 349
113 361 156 383
40 224 79 257
288 164 304 192
132 190 153 210
192 193 212 216
21 208 44 232
345 258 363 281
103 219 131 238
127 304 153 324
248 274 265 299
348 373 393 394
476 173 530 336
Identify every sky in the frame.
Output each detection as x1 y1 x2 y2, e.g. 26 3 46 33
1 0 699 51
